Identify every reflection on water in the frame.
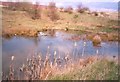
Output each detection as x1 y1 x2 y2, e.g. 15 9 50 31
2 30 118 75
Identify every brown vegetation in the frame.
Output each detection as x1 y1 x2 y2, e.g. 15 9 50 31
31 2 41 20
92 35 101 46
3 54 99 80
47 2 59 21
64 6 73 14
77 4 89 13
1 1 118 40
2 27 38 38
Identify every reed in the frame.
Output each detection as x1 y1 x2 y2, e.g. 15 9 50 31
3 43 117 80
82 41 86 57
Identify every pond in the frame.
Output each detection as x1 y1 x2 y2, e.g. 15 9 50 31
2 30 118 78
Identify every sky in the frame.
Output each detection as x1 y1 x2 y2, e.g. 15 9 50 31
0 0 119 11
0 0 119 2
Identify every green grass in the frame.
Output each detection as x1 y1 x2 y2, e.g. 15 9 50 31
49 59 118 80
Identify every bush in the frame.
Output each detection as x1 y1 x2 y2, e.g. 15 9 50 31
64 6 73 14
6 2 41 20
92 11 99 16
59 7 64 12
73 14 79 23
73 14 79 19
77 4 89 13
31 2 41 19
7 2 32 11
25 2 41 20
47 2 59 21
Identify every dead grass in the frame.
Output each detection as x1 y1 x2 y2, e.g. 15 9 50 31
3 54 118 80
50 57 118 80
2 8 118 37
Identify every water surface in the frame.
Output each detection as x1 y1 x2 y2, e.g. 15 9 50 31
2 30 118 75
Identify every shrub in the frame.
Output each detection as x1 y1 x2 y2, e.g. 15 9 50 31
31 2 41 19
77 3 89 13
73 14 79 19
92 11 99 16
59 7 64 12
47 2 59 21
7 2 32 11
73 14 79 23
64 6 73 14
26 2 41 20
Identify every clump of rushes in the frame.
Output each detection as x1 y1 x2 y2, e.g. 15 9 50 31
92 35 101 46
82 41 86 57
8 56 15 80
4 50 118 80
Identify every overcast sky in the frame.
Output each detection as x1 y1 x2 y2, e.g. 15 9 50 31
0 0 119 2
1 0 119 11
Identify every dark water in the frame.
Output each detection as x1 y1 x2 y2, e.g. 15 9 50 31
2 30 118 75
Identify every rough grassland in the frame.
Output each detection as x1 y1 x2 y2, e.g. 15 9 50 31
49 58 118 80
2 7 119 37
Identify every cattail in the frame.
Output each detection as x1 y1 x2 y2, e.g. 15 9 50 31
20 67 23 72
44 71 51 80
50 62 53 68
27 58 29 62
33 55 35 58
74 42 77 47
11 56 15 61
47 46 50 49
58 55 61 59
84 42 86 46
96 49 99 55
38 55 41 60
22 64 25 69
65 55 69 62
82 41 86 57
38 55 40 58
54 50 57 56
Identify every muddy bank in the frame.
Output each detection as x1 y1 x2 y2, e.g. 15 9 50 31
2 27 118 42
86 33 118 42
2 27 39 38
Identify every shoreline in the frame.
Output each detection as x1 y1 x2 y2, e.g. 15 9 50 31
2 28 119 42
